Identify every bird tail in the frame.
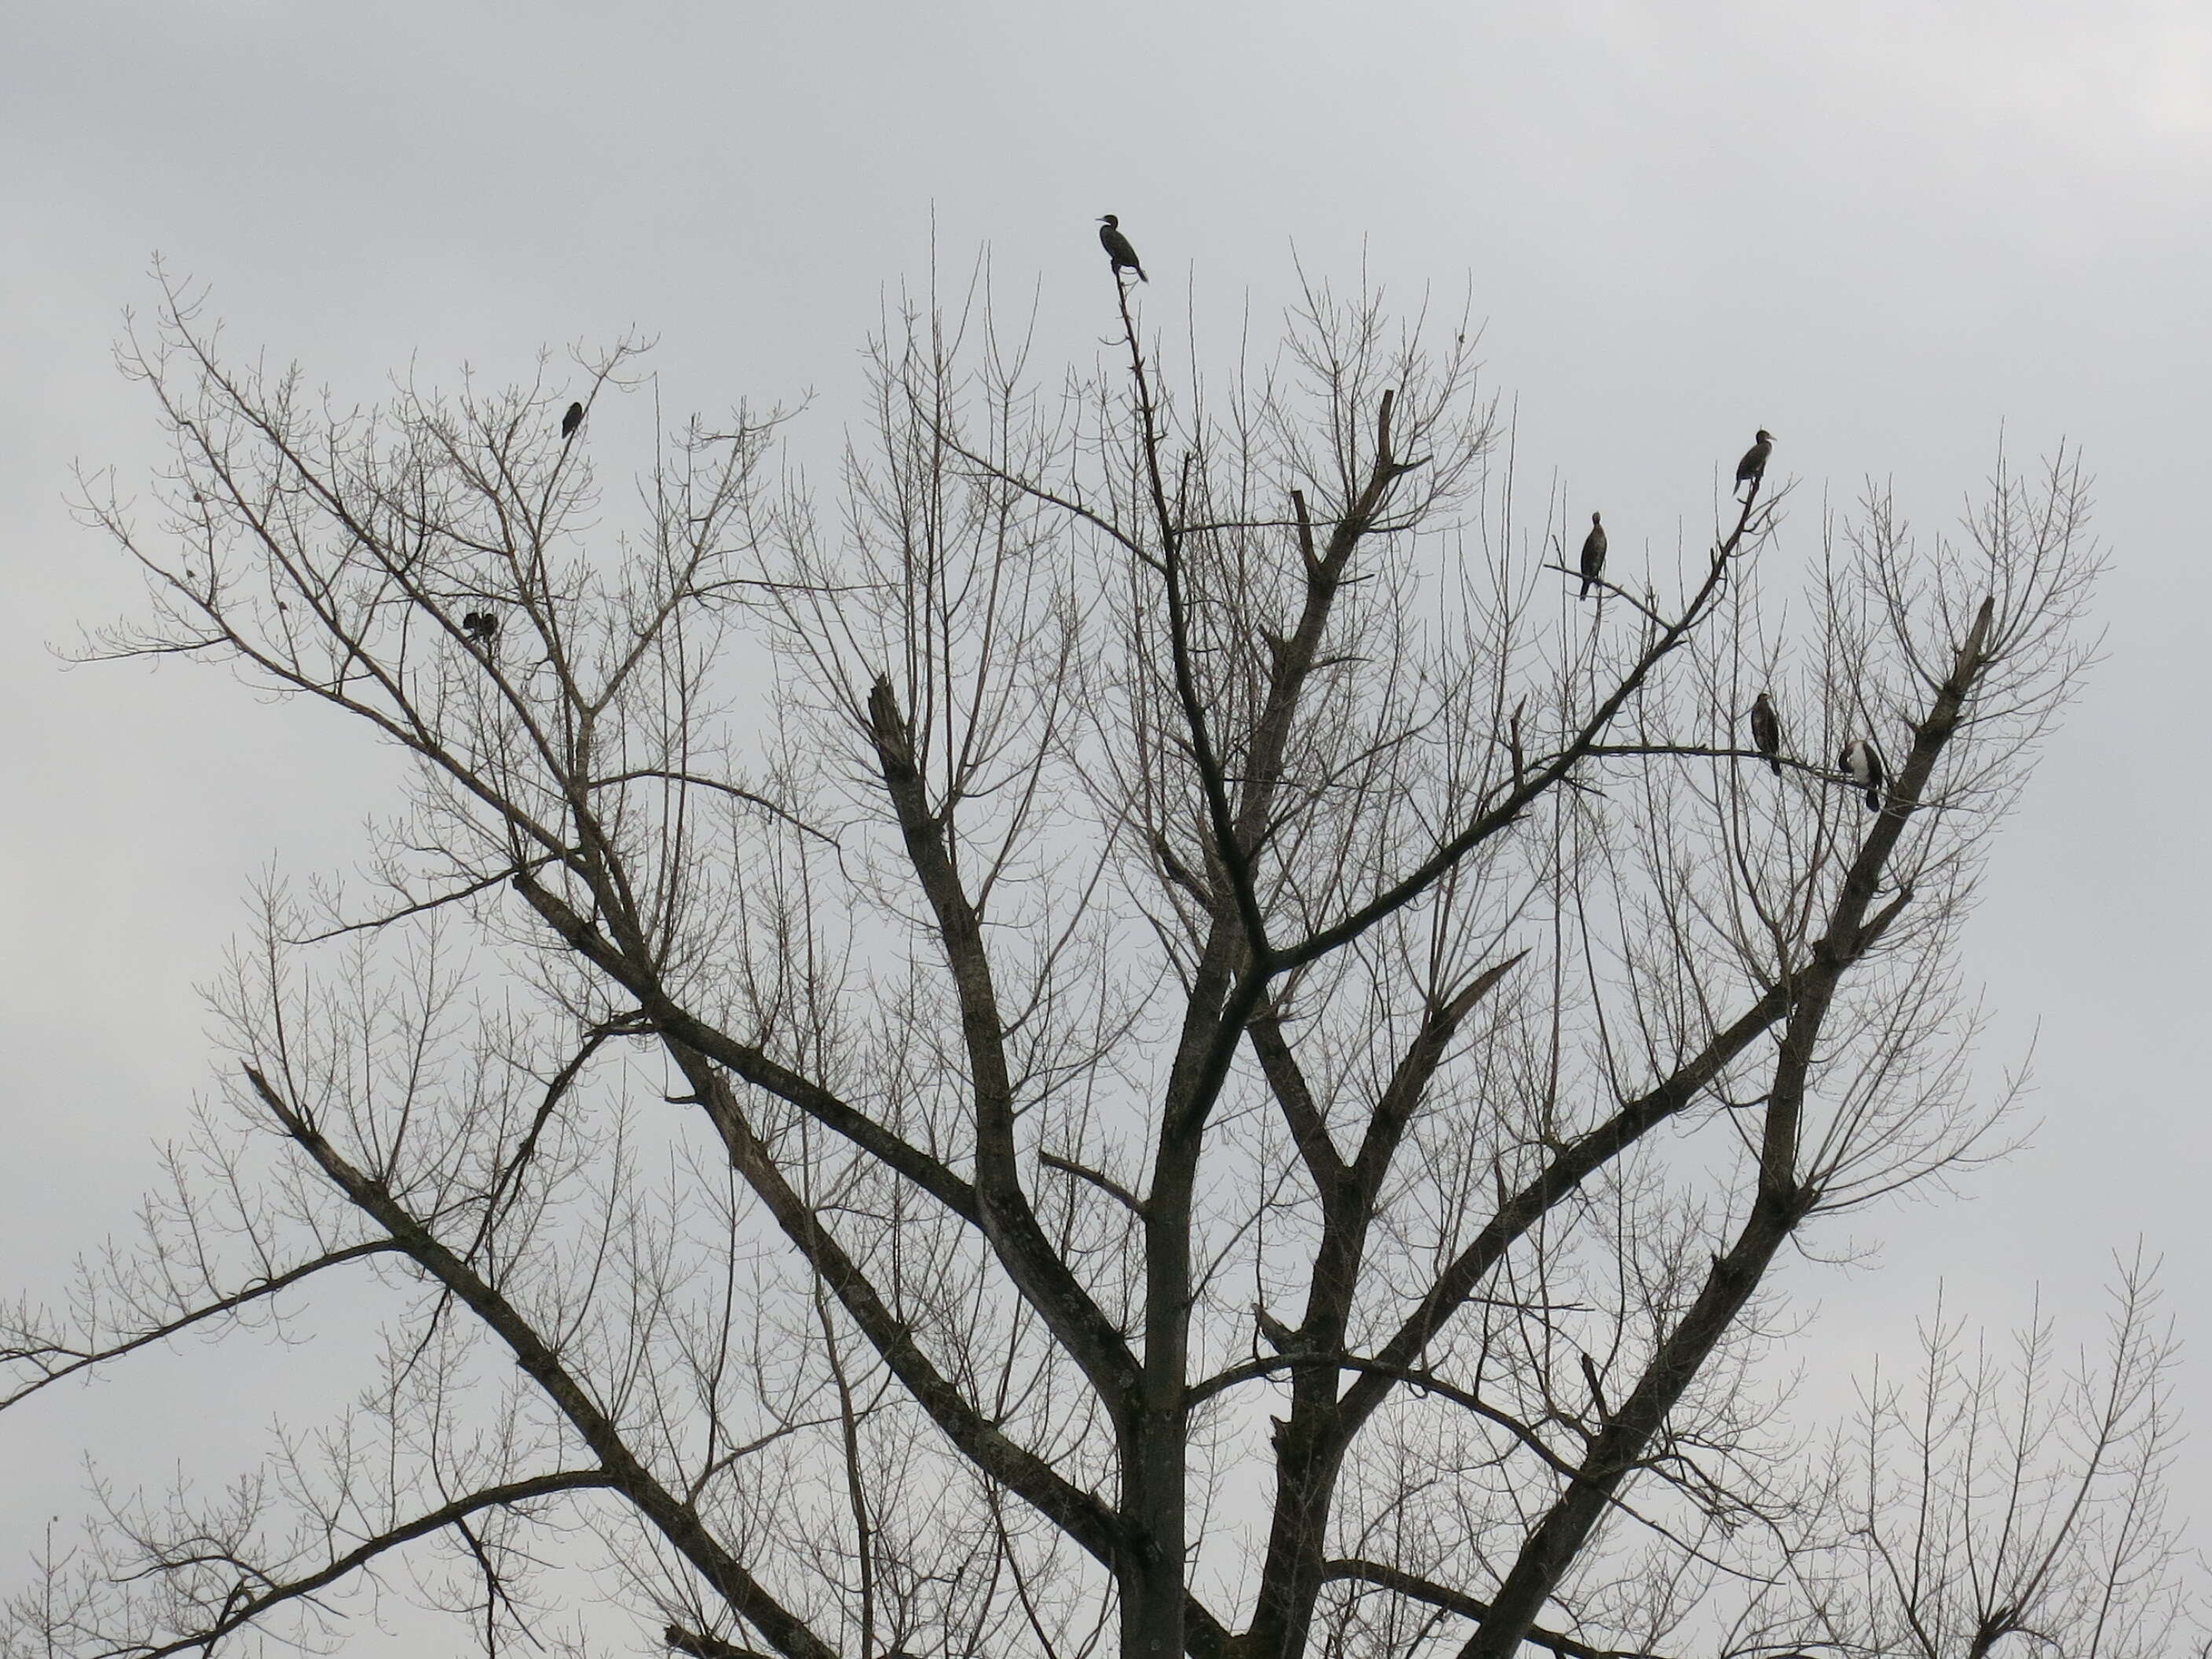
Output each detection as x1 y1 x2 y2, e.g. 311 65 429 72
1864 784 1881 811
1580 577 1594 600
1767 756 1782 777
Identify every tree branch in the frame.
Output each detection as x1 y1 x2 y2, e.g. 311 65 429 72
0 1241 398 1410
1323 1559 1675 1659
1459 599 1989 1659
135 1471 617 1659
1041 1152 1148 1218
863 676 1145 1414
243 1065 842 1659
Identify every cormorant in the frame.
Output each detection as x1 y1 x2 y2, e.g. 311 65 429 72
1734 430 1773 500
1749 691 1782 776
1840 738 1884 813
1578 511 1606 600
1098 214 1148 284
561 401 584 440
461 610 499 645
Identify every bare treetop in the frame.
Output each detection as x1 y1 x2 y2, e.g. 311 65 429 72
4 252 2168 1659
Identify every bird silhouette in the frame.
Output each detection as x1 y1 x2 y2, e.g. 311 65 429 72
561 401 584 440
1749 691 1782 776
1734 430 1774 500
1578 511 1607 599
461 610 500 645
1840 738 1885 813
1098 214 1148 283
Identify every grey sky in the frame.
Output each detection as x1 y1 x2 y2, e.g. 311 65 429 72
5 0 2208 1635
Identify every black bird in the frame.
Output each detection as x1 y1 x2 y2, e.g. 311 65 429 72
1749 690 1782 776
1098 214 1148 283
1734 429 1774 500
461 610 499 645
1578 511 1607 599
561 401 584 440
1840 738 1884 813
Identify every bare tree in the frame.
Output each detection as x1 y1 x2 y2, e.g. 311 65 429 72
1722 1254 2199 1659
2 254 2164 1659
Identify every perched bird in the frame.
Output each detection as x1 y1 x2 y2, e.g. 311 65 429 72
1734 430 1774 500
461 610 499 645
1254 1302 1298 1353
1098 214 1148 283
561 401 584 440
1840 738 1885 813
1749 691 1782 776
1578 511 1607 600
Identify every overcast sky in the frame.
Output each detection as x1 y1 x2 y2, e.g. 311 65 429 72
5 0 2210 1639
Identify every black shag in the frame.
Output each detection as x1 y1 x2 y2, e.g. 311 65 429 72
461 610 499 645
561 401 584 440
1578 511 1606 600
1840 738 1884 813
1749 690 1782 776
1098 214 1148 284
1734 429 1774 500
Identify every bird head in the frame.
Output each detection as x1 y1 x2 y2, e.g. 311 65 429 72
1591 511 1602 525
1755 429 1773 444
1099 214 1118 227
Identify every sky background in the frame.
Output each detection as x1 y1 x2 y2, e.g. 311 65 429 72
4 0 2210 1644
